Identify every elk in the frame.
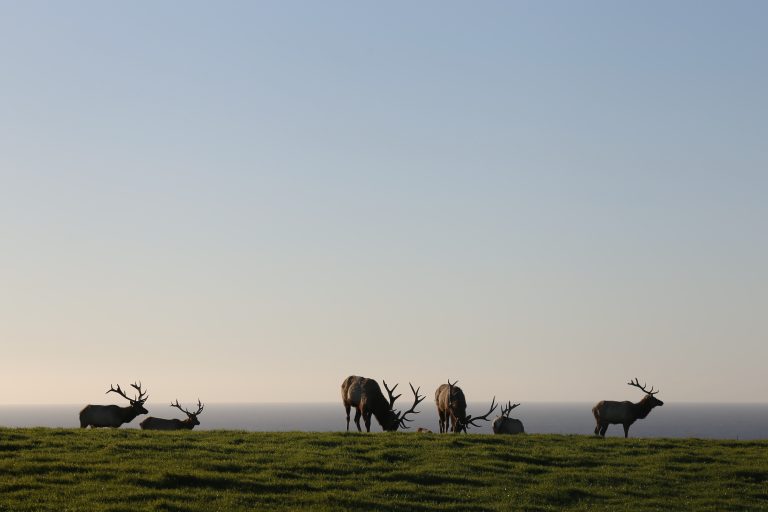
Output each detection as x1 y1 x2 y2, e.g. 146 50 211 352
435 380 498 433
79 382 149 428
492 401 525 435
341 375 425 432
140 399 205 430
593 378 664 438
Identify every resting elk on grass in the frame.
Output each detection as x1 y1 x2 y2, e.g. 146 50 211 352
492 401 525 435
592 378 664 438
435 379 498 433
140 399 205 430
79 382 149 428
341 375 425 432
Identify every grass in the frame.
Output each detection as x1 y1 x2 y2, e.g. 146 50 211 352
0 429 767 511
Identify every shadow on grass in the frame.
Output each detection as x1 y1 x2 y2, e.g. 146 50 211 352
732 469 768 483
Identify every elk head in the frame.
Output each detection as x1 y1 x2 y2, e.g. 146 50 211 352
627 377 664 407
107 382 149 414
171 398 204 426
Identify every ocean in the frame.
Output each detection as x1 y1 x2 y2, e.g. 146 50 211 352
1 402 766 439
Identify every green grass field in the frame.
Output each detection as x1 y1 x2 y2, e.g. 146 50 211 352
0 428 766 511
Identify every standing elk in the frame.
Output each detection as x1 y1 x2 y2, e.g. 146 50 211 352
341 375 425 432
435 380 498 433
492 401 525 435
592 378 664 438
79 382 149 428
140 399 205 430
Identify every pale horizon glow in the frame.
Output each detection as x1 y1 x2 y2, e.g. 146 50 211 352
1 1 766 406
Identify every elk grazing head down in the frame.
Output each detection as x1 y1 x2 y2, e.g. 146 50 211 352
79 382 149 428
592 378 664 438
341 375 425 432
435 380 498 433
492 401 525 435
140 399 205 430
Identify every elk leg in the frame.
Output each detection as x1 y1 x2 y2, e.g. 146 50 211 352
623 424 630 438
438 411 445 433
599 424 608 437
344 405 351 432
353 409 362 432
594 423 600 436
363 412 372 432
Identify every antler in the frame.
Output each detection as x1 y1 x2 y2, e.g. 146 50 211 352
627 377 659 396
396 383 426 429
106 382 148 404
501 401 520 418
130 381 149 404
106 384 132 402
383 380 401 408
465 396 498 428
171 398 204 416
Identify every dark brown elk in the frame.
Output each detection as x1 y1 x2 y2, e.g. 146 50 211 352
435 380 498 433
140 399 204 430
79 382 149 428
592 378 664 438
492 401 525 435
341 375 425 432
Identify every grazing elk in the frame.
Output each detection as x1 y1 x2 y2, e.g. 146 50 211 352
435 380 498 433
341 375 425 432
492 401 525 435
79 382 149 428
140 399 205 430
593 378 664 438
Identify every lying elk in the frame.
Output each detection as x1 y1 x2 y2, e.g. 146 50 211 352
341 375 425 432
140 399 205 430
593 378 664 438
435 380 498 433
492 401 525 435
79 382 149 428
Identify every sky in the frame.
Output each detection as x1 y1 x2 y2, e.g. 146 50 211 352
1 1 766 405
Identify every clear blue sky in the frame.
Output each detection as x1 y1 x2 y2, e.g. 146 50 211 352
1 1 766 404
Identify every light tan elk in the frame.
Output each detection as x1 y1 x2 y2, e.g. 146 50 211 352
341 375 425 432
492 401 525 435
435 380 497 433
593 378 664 438
79 382 149 428
140 399 204 430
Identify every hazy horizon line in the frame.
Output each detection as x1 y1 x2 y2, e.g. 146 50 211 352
2 401 767 407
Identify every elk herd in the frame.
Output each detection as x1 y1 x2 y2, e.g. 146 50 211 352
77 376 664 438
341 375 663 437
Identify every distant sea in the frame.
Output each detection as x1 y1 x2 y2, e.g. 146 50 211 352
1 403 766 440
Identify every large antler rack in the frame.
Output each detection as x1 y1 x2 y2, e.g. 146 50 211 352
464 396 498 428
107 381 148 404
501 401 520 418
171 398 204 417
396 383 426 429
627 377 660 396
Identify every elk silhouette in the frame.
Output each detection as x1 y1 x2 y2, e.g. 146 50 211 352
593 378 664 438
140 399 204 430
492 401 525 435
79 382 149 428
435 380 497 433
341 375 425 432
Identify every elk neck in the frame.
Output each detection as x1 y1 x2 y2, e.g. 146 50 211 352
634 395 657 419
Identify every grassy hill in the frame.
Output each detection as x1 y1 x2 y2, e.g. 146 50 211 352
0 428 766 511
